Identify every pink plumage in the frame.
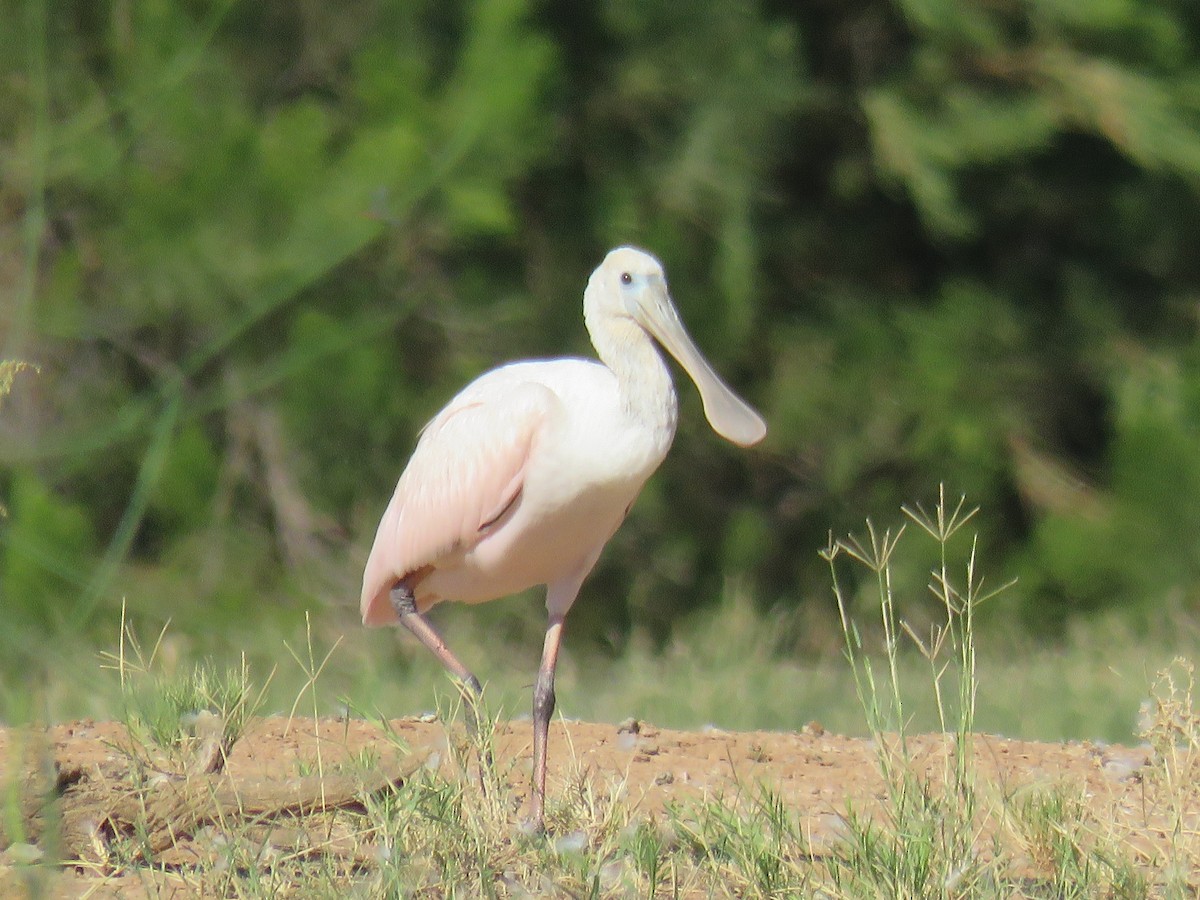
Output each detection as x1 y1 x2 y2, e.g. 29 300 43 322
360 248 765 830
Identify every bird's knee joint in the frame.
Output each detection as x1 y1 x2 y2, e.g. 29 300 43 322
533 673 556 723
390 584 417 618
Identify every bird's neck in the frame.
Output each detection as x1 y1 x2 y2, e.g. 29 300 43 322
590 317 679 439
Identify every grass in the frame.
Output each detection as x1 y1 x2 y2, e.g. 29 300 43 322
1134 658 1200 898
820 488 994 897
105 603 267 775
1009 783 1150 899
3 492 1200 896
1 589 1187 746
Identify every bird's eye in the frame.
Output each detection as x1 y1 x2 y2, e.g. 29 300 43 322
619 272 633 285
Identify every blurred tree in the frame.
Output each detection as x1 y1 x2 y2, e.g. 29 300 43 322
3 0 1200 674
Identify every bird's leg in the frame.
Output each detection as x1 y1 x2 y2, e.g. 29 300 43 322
389 584 487 747
528 613 566 832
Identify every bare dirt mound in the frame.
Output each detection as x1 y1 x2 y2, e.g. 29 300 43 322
0 716 1180 897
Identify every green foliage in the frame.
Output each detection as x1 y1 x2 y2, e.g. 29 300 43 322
0 363 37 411
148 421 220 534
4 0 1200 678
0 361 38 520
1027 346 1200 622
0 472 94 634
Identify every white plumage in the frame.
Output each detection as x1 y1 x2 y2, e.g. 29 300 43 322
361 246 765 829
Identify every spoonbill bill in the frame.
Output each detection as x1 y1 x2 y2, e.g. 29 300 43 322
361 246 766 829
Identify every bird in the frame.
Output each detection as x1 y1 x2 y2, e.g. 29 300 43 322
360 246 766 830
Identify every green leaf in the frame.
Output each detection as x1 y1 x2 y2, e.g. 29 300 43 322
0 473 95 622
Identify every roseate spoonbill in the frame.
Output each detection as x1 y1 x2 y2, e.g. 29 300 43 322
360 246 766 829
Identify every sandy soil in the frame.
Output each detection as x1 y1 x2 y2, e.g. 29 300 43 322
0 715 1184 897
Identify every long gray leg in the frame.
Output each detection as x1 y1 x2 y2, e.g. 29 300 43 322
528 612 565 832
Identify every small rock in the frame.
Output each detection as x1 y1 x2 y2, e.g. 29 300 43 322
4 843 44 866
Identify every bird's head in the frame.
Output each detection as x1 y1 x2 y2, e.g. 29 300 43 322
585 246 766 448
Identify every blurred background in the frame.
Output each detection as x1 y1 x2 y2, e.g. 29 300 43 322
3 0 1200 740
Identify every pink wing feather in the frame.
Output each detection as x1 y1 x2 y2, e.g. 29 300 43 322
360 377 557 626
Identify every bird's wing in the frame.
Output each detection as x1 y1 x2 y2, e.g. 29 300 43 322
360 378 559 626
